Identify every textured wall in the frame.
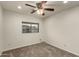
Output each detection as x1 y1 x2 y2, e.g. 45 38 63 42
44 6 79 56
3 10 45 51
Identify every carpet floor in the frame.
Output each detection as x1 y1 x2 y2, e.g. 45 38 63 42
1 42 78 57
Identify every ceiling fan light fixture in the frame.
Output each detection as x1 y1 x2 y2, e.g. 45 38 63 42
37 10 40 14
37 9 43 15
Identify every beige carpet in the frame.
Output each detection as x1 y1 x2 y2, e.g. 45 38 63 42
1 42 78 57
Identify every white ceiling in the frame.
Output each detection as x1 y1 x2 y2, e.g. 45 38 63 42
0 1 79 19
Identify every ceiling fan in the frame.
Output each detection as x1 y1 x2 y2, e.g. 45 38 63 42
25 1 54 16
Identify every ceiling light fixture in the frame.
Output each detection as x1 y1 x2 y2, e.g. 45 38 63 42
17 6 22 9
63 1 68 3
37 9 43 15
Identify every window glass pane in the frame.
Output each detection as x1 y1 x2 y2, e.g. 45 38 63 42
22 22 39 33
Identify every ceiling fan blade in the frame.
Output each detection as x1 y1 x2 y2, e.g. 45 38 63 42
25 4 36 8
31 10 36 14
45 8 54 11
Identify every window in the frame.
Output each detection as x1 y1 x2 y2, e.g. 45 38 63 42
22 22 39 33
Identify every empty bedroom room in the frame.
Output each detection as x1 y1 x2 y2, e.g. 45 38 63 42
0 0 79 57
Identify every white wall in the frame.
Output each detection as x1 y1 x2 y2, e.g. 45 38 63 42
44 6 79 56
0 6 3 55
3 10 44 51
